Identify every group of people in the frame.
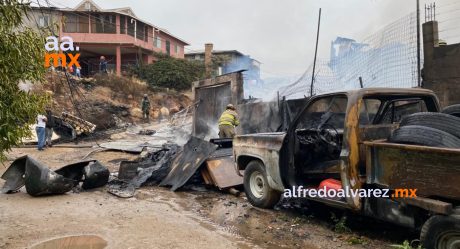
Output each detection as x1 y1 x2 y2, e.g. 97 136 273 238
35 109 55 151
67 65 81 78
54 55 107 77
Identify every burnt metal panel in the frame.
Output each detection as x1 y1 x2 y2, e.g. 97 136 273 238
160 137 217 191
81 161 110 189
1 156 108 196
24 161 76 196
1 156 27 193
237 101 280 134
206 157 242 189
193 83 232 138
107 144 180 198
366 141 460 200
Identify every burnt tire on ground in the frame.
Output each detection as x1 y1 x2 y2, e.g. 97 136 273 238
389 125 460 148
243 160 281 209
442 104 460 118
400 112 460 138
420 215 460 249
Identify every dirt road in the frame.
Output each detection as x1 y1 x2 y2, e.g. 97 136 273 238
0 132 417 249
0 146 248 249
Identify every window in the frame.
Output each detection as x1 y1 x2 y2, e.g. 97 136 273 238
144 26 149 42
154 36 162 48
166 40 170 55
127 18 135 37
38 16 49 28
296 95 348 130
136 22 145 40
63 13 77 32
175 44 179 54
120 15 126 34
358 97 430 125
359 99 382 125
63 13 90 33
379 99 427 124
90 14 115 34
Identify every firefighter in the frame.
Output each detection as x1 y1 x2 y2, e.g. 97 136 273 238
218 104 240 138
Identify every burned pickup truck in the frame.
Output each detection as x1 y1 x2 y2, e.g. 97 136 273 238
233 88 460 249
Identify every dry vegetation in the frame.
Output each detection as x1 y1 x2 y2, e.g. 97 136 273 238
35 71 192 129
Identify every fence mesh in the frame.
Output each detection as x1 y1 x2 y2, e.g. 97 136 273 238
278 12 420 99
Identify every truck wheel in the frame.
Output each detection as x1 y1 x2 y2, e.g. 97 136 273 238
400 112 460 138
442 104 460 118
243 160 281 209
420 215 460 249
390 125 460 148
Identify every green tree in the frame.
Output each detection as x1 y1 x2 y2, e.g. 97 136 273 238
133 53 205 91
0 0 48 160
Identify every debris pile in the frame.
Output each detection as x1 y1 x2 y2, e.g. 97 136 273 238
108 143 180 198
106 136 244 198
61 111 97 135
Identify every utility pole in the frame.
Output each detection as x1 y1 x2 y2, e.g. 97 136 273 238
310 8 321 96
417 0 421 87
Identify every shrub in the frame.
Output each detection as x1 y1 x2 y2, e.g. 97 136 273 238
0 1 48 160
132 55 205 91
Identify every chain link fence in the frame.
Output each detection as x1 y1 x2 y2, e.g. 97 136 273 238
278 11 421 99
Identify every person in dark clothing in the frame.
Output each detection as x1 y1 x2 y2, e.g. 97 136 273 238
99 56 108 74
45 109 55 147
141 94 151 122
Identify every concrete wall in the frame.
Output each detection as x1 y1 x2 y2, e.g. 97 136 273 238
423 21 460 107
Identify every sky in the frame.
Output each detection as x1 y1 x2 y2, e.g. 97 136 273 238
47 0 460 78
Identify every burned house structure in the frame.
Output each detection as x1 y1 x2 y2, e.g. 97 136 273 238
192 71 308 140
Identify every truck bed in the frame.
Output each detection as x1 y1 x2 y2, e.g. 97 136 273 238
364 141 460 201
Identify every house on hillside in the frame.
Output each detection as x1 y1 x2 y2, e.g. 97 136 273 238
185 49 261 84
24 0 189 76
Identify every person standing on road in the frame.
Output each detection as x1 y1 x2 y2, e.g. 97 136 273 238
45 109 55 147
218 104 240 138
141 94 151 122
36 113 47 151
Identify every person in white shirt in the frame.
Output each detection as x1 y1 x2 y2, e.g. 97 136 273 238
36 114 47 150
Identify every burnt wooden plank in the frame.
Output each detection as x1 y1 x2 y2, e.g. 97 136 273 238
201 167 214 185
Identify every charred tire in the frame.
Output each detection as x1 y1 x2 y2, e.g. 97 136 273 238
243 160 281 209
400 112 460 138
420 215 460 249
389 125 460 148
442 104 460 118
